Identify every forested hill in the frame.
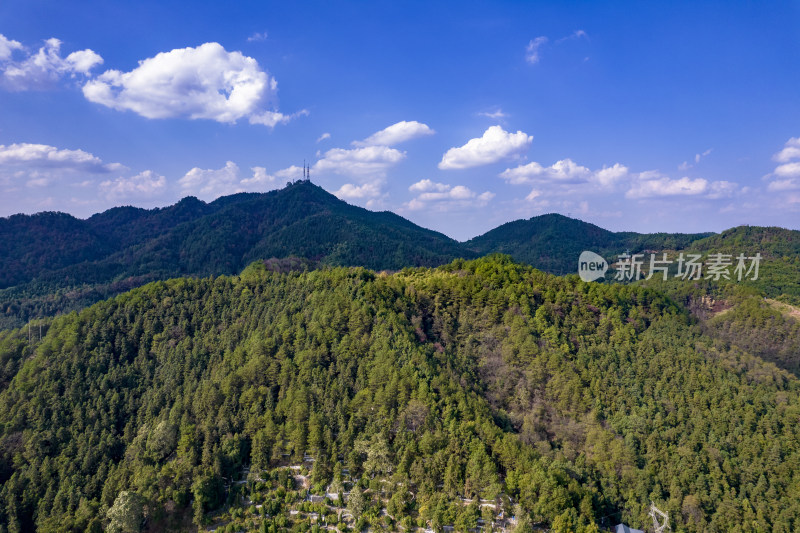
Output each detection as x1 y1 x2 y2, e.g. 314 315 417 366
1 256 799 532
464 213 713 275
0 181 469 286
0 181 472 328
2 184 797 330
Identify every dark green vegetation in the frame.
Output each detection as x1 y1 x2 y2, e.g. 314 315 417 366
464 213 712 275
0 181 472 329
3 181 798 331
1 257 799 532
688 226 800 305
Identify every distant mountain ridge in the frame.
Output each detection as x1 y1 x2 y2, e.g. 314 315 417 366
0 182 469 290
465 212 714 275
0 182 472 327
1 181 798 328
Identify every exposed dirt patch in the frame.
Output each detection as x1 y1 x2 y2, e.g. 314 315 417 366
767 299 800 321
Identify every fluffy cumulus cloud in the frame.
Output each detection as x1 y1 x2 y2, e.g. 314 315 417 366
405 179 494 211
594 163 630 187
353 121 435 147
767 137 800 191
178 161 280 201
500 159 589 184
626 174 709 199
314 121 433 207
500 153 740 206
0 142 169 215
313 145 405 178
83 42 303 126
0 34 103 90
334 181 383 200
0 143 120 174
0 34 23 60
100 170 166 201
501 159 628 188
439 126 532 170
773 137 800 163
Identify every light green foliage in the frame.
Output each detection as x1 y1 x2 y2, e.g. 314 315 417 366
106 491 145 533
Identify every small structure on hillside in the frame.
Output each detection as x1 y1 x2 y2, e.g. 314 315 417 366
613 502 670 533
614 524 644 533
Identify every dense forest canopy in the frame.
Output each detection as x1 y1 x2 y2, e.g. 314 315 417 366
0 256 798 532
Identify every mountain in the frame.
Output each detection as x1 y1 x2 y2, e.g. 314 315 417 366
464 213 712 275
1 256 798 532
2 188 798 335
0 181 472 328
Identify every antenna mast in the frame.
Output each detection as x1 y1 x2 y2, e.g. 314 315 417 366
649 502 670 533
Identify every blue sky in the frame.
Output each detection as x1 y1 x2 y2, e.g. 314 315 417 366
1 1 798 240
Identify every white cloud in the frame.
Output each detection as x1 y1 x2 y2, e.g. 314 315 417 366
179 161 242 200
525 36 548 64
499 161 545 184
0 143 119 173
0 143 148 198
1 36 102 91
334 180 383 200
274 165 305 180
405 179 494 211
500 158 625 187
100 170 166 201
594 163 629 186
313 145 406 178
439 125 532 170
555 30 588 44
695 148 712 163
680 148 713 170
773 137 800 163
409 178 450 193
249 109 308 127
66 49 104 74
83 42 303 127
354 120 435 147
766 166 800 191
768 179 800 192
525 189 542 202
478 109 509 120
178 161 279 201
317 132 331 143
247 32 268 43
706 180 738 199
774 161 800 178
241 166 277 187
626 174 709 199
764 138 800 192
0 34 23 60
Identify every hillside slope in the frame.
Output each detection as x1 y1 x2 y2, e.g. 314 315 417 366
0 257 798 532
